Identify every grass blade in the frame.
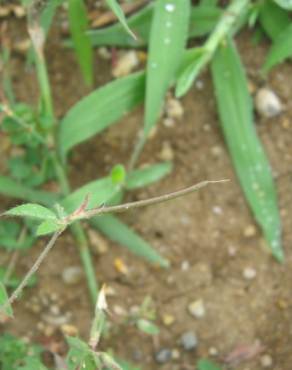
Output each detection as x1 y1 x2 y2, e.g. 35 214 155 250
197 359 222 370
87 4 220 48
58 71 145 161
259 0 291 41
90 215 169 267
0 175 58 206
126 162 172 190
211 38 283 261
105 0 136 39
144 0 190 135
68 0 93 85
175 0 249 98
262 24 292 73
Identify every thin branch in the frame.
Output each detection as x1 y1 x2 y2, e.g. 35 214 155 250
80 179 229 220
2 230 62 311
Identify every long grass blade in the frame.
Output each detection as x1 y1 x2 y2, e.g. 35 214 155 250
58 71 145 161
0 175 58 206
144 0 190 135
211 38 283 261
90 215 169 267
68 0 93 85
87 4 220 48
105 0 136 39
262 24 292 73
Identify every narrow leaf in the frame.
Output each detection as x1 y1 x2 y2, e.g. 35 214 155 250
126 162 172 190
68 0 93 85
59 72 145 160
36 220 61 236
0 175 58 206
5 204 57 221
273 0 292 9
105 0 136 39
87 4 221 48
259 0 291 41
144 0 190 135
197 359 222 370
211 38 283 261
0 283 13 319
90 215 169 267
262 24 292 73
61 177 121 213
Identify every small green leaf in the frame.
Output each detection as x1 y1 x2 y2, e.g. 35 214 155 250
111 165 126 185
90 215 169 267
5 204 57 221
197 359 222 370
262 24 292 73
144 0 190 135
273 0 292 9
36 219 61 236
105 0 136 39
68 0 93 85
61 177 121 213
211 38 283 261
126 162 172 190
59 72 145 161
136 319 160 335
0 283 13 319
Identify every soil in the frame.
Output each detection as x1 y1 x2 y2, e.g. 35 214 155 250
1 10 292 370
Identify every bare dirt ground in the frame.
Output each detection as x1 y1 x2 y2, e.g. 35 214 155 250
1 13 292 370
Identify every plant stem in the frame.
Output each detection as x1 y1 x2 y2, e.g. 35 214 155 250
51 153 98 304
128 132 146 171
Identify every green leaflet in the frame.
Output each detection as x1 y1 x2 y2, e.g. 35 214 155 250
262 23 292 73
144 0 190 135
259 0 291 41
126 162 172 190
90 214 169 267
68 0 93 85
197 359 222 370
0 175 58 206
105 0 136 39
58 72 145 161
36 220 61 236
5 204 57 221
211 38 283 261
61 177 121 213
87 4 220 48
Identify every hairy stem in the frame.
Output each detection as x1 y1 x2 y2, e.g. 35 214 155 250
51 153 98 304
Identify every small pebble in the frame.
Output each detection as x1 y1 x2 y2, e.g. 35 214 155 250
61 324 78 336
212 206 223 215
159 141 174 161
195 79 204 90
180 331 198 351
88 229 109 255
171 349 180 360
98 47 111 60
162 313 175 326
209 347 219 356
260 354 273 368
62 266 83 285
188 299 206 319
155 348 172 364
165 98 184 120
211 146 223 157
163 117 175 127
255 87 283 118
243 267 257 280
181 260 190 271
112 51 139 77
228 245 237 257
243 225 256 238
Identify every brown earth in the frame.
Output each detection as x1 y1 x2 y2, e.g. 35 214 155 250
1 12 292 370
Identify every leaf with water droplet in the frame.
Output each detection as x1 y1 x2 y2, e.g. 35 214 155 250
144 0 190 136
211 37 283 261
